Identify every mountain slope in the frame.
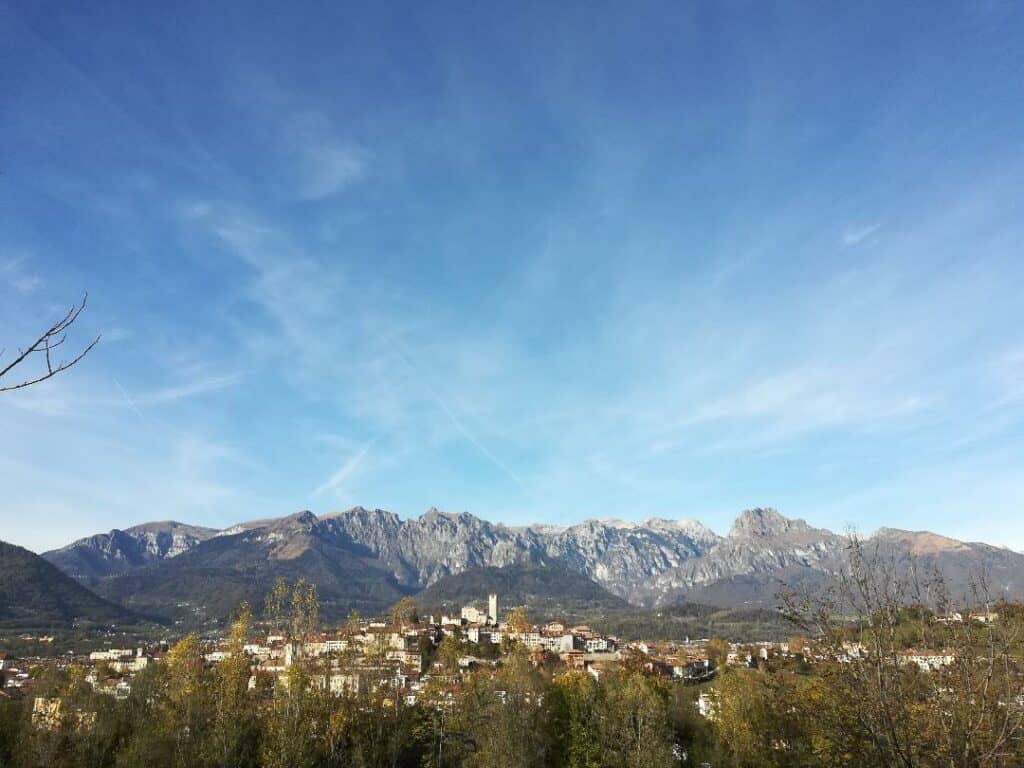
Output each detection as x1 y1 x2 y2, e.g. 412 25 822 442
644 511 1024 608
93 512 410 623
873 528 1024 600
43 507 1024 620
43 521 217 582
644 508 847 607
0 540 139 629
415 563 629 617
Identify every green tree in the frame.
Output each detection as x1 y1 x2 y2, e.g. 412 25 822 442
593 669 676 768
712 667 814 768
464 646 551 768
0 696 24 767
260 663 320 768
209 603 259 767
550 672 601 768
164 633 211 767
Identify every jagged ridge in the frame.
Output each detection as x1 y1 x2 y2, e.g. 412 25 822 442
40 507 1024 618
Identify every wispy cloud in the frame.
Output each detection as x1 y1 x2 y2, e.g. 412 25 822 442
131 372 241 405
103 326 132 343
682 367 927 434
392 344 528 493
989 346 1024 410
5 9 1024 551
296 143 367 200
1 380 76 417
285 113 368 200
10 275 42 294
1 251 42 294
842 223 880 247
313 438 376 497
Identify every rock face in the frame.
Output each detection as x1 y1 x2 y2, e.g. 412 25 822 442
43 522 217 583
317 507 721 604
92 511 410 623
641 508 848 607
42 507 1024 618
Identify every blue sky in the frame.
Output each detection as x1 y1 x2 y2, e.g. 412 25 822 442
2 1 1023 553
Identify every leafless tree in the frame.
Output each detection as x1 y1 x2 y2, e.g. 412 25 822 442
781 535 1024 768
0 293 99 392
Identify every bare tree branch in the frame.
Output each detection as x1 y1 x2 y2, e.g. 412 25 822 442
0 293 100 392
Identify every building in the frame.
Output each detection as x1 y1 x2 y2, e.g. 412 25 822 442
89 649 134 662
898 649 956 671
461 606 487 624
488 593 498 625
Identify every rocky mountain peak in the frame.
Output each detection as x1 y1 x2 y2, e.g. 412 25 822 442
727 507 809 539
268 510 318 534
337 505 373 516
324 506 398 524
41 520 218 582
42 505 1024 618
643 518 722 544
420 506 468 521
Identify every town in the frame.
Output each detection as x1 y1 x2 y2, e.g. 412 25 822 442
3 578 1024 768
7 592 1013 719
3 591 729 710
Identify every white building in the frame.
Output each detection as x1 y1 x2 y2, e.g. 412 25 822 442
461 605 487 624
898 650 956 671
89 649 134 662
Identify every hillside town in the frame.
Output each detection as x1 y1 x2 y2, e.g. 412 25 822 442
8 593 1010 717
2 592 728 708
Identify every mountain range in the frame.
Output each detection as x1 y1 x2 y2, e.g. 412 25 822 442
27 506 1024 627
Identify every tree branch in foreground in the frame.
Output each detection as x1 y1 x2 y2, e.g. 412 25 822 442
0 293 100 392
